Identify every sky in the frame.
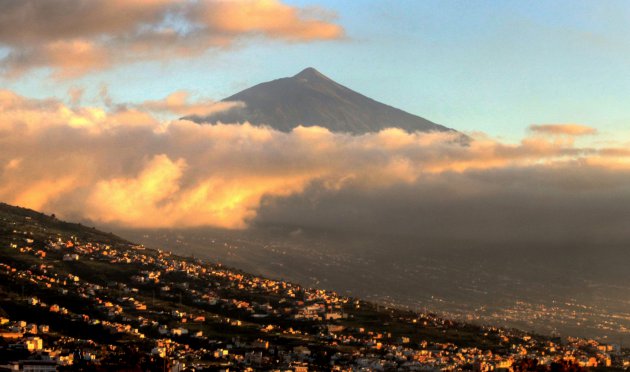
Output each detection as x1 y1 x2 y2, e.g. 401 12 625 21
2 0 630 239
3 0 630 141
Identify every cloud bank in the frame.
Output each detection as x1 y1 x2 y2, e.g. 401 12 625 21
0 0 344 78
1 89 630 243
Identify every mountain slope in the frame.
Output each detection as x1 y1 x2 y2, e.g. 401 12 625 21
2 201 595 370
0 202 129 246
186 67 455 134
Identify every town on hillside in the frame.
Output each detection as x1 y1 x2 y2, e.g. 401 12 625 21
0 205 628 371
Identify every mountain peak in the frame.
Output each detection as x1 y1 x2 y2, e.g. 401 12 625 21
293 67 329 81
186 69 457 135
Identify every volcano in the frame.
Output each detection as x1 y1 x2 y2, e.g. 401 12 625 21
186 67 455 135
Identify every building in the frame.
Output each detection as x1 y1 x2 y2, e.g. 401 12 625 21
6 359 57 372
24 337 43 351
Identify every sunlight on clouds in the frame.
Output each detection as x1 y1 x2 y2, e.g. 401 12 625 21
529 124 598 136
12 177 79 211
4 158 21 171
0 0 344 78
1 89 630 229
86 155 186 225
198 0 343 41
85 154 312 228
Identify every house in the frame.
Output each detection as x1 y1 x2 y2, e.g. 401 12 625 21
170 327 188 336
7 359 58 372
25 324 37 334
213 349 229 358
24 337 43 351
0 331 23 339
62 253 79 261
325 312 343 320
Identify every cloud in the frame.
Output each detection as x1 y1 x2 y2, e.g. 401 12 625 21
255 165 630 244
529 124 598 136
68 86 85 107
0 0 344 78
192 0 344 41
138 91 244 117
1 88 630 244
98 84 113 108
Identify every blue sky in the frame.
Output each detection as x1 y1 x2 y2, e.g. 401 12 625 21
5 0 630 141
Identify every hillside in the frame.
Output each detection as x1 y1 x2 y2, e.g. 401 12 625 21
0 203 129 247
0 203 621 370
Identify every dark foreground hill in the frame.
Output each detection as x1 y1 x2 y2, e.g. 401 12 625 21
0 202 129 246
0 202 620 370
186 67 455 135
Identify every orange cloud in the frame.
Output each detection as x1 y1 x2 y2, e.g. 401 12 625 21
1 89 630 229
197 0 343 41
86 155 187 225
529 124 598 136
0 0 344 77
11 177 79 212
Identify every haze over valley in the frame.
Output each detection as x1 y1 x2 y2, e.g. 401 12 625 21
119 222 630 341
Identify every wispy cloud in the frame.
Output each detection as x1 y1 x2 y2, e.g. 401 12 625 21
137 91 244 117
529 124 598 136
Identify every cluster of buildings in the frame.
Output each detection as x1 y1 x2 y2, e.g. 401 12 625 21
0 219 629 371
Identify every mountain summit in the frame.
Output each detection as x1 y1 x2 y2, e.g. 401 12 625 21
186 68 455 134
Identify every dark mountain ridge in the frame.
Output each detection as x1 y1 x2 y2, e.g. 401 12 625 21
186 67 455 135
